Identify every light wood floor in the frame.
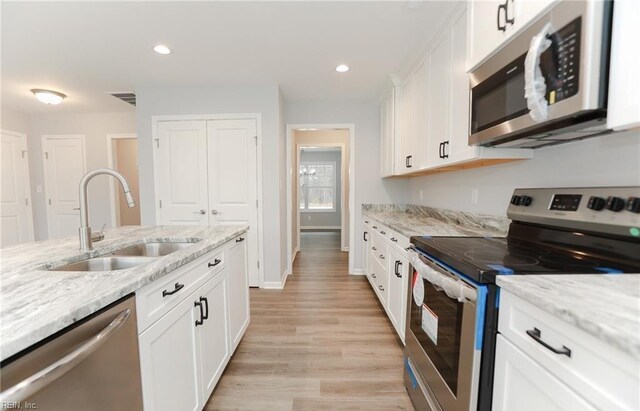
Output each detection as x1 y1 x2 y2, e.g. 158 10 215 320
205 231 414 410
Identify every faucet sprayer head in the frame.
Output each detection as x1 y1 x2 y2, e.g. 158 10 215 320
125 191 136 207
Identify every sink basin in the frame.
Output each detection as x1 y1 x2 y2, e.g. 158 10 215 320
110 242 195 257
51 256 158 272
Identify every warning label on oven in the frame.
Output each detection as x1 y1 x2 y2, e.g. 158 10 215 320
421 304 438 345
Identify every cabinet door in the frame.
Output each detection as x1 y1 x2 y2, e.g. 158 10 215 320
139 292 201 411
362 226 370 278
395 78 414 174
227 238 250 350
196 271 231 404
411 60 429 170
156 120 209 226
467 0 509 71
427 29 452 167
387 247 408 343
493 335 597 411
607 0 640 131
380 87 396 177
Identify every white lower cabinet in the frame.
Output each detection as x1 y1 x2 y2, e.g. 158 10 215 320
493 335 597 411
137 236 249 411
139 288 201 411
363 217 410 343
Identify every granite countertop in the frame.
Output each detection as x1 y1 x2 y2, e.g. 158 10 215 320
362 204 510 238
0 225 248 362
497 275 640 360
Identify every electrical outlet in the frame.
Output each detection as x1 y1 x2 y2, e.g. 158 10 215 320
471 189 479 205
419 189 424 200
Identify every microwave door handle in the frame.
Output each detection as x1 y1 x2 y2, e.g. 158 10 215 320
0 308 131 404
524 22 554 123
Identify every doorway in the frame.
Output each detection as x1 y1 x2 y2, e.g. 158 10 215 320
286 125 355 276
107 134 141 227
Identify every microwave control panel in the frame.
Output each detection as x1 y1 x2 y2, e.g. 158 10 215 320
541 17 582 105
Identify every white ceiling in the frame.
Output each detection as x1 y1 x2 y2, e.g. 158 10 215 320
1 1 454 114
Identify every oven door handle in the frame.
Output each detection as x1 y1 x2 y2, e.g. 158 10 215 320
408 250 477 303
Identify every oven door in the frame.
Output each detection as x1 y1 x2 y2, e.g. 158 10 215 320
469 0 609 147
405 253 482 411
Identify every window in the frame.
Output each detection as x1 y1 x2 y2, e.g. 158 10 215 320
299 162 336 211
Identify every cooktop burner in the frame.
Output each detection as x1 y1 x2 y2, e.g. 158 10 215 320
410 235 639 284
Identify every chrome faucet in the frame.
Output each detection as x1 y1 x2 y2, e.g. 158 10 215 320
78 168 136 252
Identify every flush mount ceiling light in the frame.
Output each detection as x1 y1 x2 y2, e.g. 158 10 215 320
31 89 66 105
335 64 350 73
153 44 171 55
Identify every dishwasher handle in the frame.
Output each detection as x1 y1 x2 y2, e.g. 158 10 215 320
0 308 131 403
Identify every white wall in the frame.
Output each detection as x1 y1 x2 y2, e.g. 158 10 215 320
135 84 285 284
284 99 409 272
1 108 29 134
25 112 136 240
408 130 640 216
300 150 342 228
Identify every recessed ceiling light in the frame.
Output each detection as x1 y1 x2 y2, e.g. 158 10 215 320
335 64 350 73
31 89 66 105
153 45 171 55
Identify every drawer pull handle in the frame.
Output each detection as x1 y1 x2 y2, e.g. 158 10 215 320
372 246 377 251
236 237 245 243
162 282 184 297
380 231 386 235
379 254 385 259
526 327 572 357
391 238 398 242
372 226 378 229
208 259 222 268
378 285 384 291
371 273 377 278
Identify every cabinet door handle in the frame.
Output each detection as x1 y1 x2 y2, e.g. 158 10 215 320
236 237 245 243
526 328 572 357
439 142 444 159
497 2 507 32
443 141 450 159
505 0 515 25
406 155 413 168
162 282 184 297
200 297 209 320
395 260 403 278
378 285 385 291
194 300 204 326
208 258 222 268
194 209 206 215
363 231 368 242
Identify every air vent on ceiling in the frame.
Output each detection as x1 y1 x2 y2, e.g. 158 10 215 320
109 92 136 106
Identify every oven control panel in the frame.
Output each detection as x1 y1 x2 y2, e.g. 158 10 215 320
507 187 640 238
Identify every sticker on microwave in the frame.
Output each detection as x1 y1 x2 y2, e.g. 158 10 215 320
412 271 424 306
421 304 438 345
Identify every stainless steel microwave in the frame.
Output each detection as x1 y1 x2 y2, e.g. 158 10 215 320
469 0 613 148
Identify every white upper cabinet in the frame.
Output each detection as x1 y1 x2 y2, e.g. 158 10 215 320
380 84 397 178
467 0 556 71
607 0 640 131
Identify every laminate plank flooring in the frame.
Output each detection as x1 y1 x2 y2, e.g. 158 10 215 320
206 231 414 411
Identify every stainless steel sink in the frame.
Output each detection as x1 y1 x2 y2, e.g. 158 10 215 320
110 242 195 257
51 256 158 272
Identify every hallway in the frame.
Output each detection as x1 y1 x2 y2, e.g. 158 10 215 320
206 231 414 410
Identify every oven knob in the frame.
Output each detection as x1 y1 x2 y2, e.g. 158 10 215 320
587 196 606 211
627 197 640 213
511 195 522 206
520 195 533 206
606 196 625 212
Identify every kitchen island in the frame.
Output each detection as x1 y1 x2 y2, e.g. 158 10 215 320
0 225 248 362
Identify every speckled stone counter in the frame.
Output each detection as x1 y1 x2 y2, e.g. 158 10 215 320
497 275 640 360
0 225 248 362
362 204 509 238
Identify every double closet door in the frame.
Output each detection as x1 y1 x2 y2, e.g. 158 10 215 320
156 119 259 286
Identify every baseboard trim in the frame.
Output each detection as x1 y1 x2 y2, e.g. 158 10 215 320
350 268 365 275
301 226 341 230
262 271 289 289
341 247 349 252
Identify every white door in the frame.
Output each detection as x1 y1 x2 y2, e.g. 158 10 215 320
206 119 259 286
493 334 597 411
195 272 230 404
139 292 201 411
157 121 209 225
0 131 34 247
42 135 86 239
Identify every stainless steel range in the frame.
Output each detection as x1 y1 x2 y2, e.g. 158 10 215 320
403 187 640 411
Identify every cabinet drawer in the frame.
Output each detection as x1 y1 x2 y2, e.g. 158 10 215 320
499 291 640 411
370 233 386 265
388 230 410 253
371 257 388 305
136 248 226 333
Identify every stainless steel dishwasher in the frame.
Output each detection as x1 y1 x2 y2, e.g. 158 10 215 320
0 295 143 410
